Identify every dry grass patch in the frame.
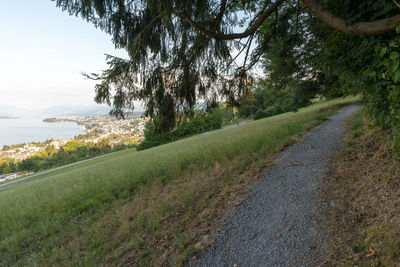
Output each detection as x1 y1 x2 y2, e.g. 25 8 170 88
48 152 276 266
324 111 400 266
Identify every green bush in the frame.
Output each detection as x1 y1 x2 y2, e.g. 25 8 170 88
254 106 284 120
137 108 224 150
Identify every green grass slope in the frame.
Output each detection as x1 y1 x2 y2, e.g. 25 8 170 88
0 148 135 187
0 97 359 266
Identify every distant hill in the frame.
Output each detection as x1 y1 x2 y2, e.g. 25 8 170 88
38 105 112 117
0 104 144 118
0 104 30 117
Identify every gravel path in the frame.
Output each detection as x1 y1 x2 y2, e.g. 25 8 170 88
188 104 361 267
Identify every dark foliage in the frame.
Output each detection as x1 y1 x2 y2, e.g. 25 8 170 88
137 108 224 150
54 0 259 133
254 106 284 120
314 0 400 152
52 0 400 151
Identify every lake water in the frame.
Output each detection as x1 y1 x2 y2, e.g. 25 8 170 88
0 117 85 148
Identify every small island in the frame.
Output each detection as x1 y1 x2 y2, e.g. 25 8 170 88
43 117 77 123
0 116 20 119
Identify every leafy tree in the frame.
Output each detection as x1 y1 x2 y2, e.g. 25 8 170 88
253 85 275 110
310 0 400 151
53 0 400 133
237 92 257 117
0 158 17 175
257 0 327 111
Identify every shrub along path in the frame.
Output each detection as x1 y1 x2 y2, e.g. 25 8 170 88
189 104 361 267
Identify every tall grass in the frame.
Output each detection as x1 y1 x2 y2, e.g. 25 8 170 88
0 97 358 265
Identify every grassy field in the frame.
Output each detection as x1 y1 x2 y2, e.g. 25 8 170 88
324 109 400 266
0 97 358 266
0 149 136 187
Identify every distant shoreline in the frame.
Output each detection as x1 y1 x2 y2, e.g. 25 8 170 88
0 117 85 148
43 117 81 124
0 116 20 119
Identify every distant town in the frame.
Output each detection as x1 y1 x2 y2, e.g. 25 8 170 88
44 115 148 147
0 115 147 182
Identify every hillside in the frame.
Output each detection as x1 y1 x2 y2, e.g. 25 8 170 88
0 97 358 266
324 111 400 266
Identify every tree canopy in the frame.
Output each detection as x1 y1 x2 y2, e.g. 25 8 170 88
53 0 400 134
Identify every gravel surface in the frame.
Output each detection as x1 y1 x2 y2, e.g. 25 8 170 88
188 104 361 267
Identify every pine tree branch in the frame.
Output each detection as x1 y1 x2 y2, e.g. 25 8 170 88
213 0 227 31
174 0 286 40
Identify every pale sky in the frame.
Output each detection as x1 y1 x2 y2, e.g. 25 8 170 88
0 0 128 110
0 1 259 114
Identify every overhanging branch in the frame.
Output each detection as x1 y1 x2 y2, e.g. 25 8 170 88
301 0 400 35
174 0 286 40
